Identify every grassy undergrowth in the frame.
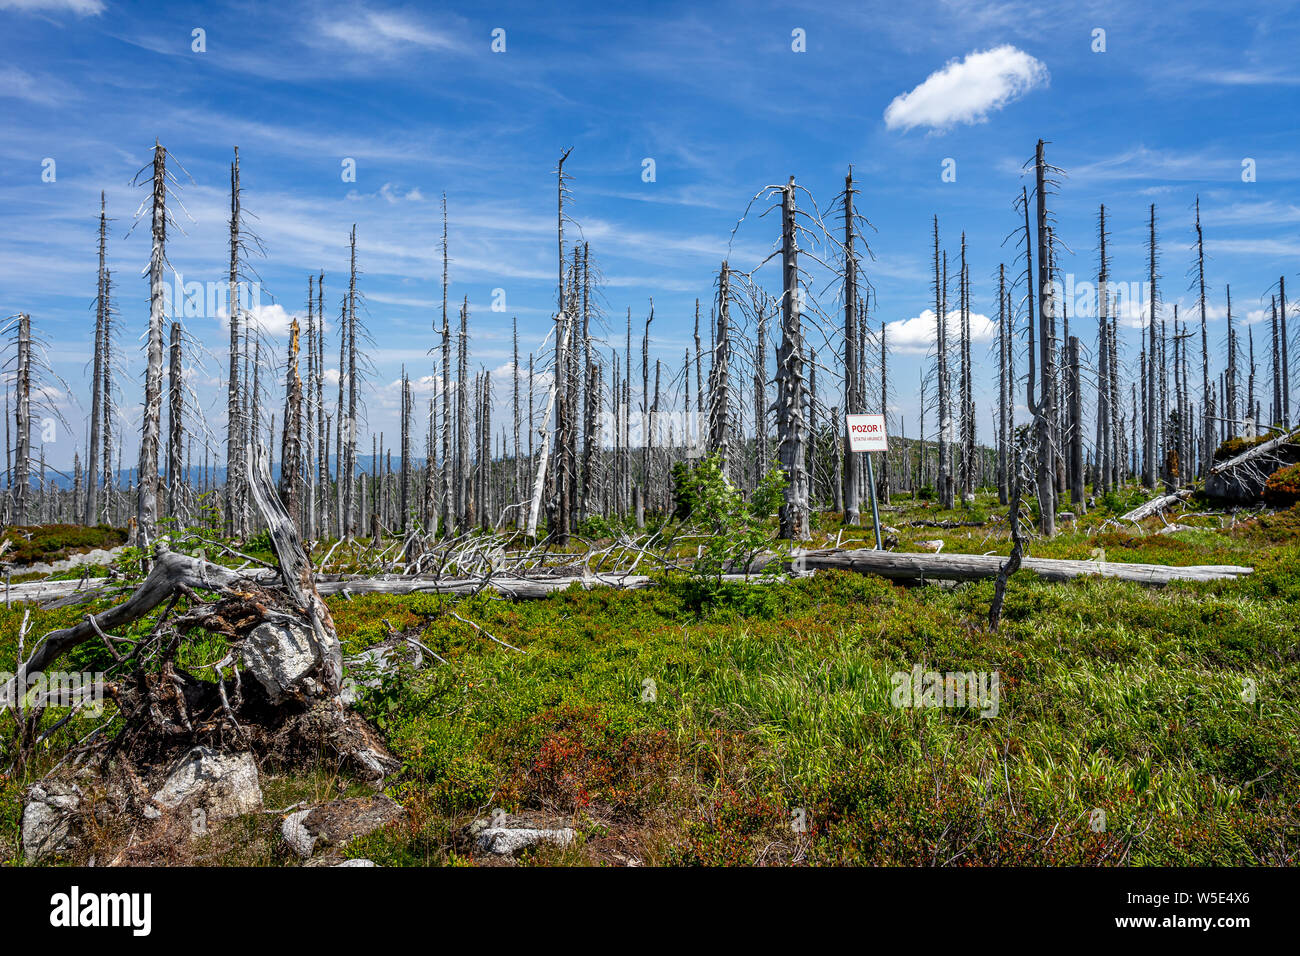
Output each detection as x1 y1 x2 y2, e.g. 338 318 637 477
1 496 1297 865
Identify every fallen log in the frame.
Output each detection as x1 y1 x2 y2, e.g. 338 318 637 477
1209 430 1297 476
1119 489 1192 524
788 548 1251 585
1 547 1253 612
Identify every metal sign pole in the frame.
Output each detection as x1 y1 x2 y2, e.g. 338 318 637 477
864 451 882 550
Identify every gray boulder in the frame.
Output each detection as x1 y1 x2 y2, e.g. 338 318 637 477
469 814 576 856
281 795 405 859
242 620 321 702
22 780 84 862
150 746 262 822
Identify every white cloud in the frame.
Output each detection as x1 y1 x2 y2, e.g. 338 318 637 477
884 45 1048 132
887 308 996 355
245 303 297 338
0 0 103 14
0 67 74 106
316 8 459 56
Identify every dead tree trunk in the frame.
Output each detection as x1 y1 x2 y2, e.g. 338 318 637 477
400 368 411 533
1068 335 1084 506
225 147 245 539
138 142 168 550
13 313 31 524
842 171 861 524
439 195 452 535
166 321 184 521
776 177 809 540
1145 204 1159 487
457 297 470 530
933 216 952 509
344 225 359 537
708 260 731 465
279 317 304 530
1033 140 1056 537
86 193 107 526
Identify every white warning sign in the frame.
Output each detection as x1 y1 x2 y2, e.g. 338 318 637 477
846 413 888 452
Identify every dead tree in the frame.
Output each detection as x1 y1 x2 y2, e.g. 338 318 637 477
933 216 953 508
400 368 412 533
456 296 470 529
225 147 245 538
439 195 452 535
11 313 31 523
279 317 304 529
997 264 1010 504
85 193 108 526
708 261 732 465
1032 140 1058 537
552 147 575 543
1282 275 1291 425
166 321 184 521
1068 335 1084 505
1195 197 1213 474
304 275 318 539
842 170 862 523
1145 204 1160 486
3 446 395 787
134 141 174 551
344 225 360 536
776 177 809 538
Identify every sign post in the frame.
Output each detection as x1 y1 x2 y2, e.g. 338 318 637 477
846 413 888 550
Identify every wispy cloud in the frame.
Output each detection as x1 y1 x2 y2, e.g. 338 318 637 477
0 65 75 106
0 0 103 15
314 6 461 56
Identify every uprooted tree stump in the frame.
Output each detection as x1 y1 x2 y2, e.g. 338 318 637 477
7 447 396 862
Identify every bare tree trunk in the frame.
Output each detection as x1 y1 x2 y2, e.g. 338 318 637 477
279 316 304 532
552 148 574 544
526 321 570 537
167 321 184 522
511 317 521 521
102 271 115 521
1144 204 1159 486
1033 141 1056 537
777 177 809 540
933 217 952 509
344 225 359 537
1068 335 1084 506
880 317 891 505
708 261 731 464
1282 276 1291 425
842 171 861 524
754 301 768 473
225 148 245 539
457 297 470 529
400 368 411 533
83 194 108 525
13 314 31 524
138 142 167 550
304 276 316 539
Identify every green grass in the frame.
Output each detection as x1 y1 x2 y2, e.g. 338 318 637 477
1 495 1297 865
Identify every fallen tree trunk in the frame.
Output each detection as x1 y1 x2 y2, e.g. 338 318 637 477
1119 489 1192 523
787 547 1251 585
1209 430 1297 476
1 547 1252 612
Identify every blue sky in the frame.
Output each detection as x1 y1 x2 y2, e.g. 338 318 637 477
2 0 1299 471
